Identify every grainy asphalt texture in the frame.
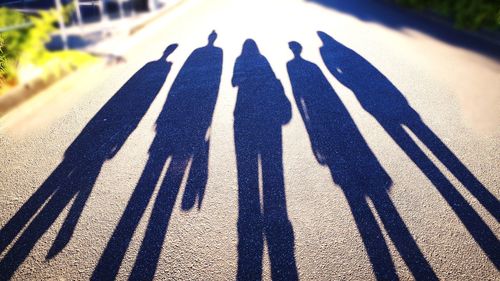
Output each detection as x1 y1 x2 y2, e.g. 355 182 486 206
1 0 499 280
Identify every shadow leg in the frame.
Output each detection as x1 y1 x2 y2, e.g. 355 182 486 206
47 163 101 259
370 191 437 280
91 141 170 280
0 185 79 279
383 123 500 268
261 128 298 281
129 154 189 281
341 184 399 281
235 127 263 281
407 119 499 221
0 160 71 254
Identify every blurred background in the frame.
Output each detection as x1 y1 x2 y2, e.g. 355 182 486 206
0 0 498 98
0 0 173 94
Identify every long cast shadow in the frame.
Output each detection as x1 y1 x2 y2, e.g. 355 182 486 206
308 0 500 59
232 39 298 281
91 31 223 281
0 44 177 280
318 31 499 268
287 41 437 280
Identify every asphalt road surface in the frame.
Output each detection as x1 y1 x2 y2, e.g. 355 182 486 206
1 0 499 280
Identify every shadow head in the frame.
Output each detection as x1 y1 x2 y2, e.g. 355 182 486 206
208 30 217 46
241 39 260 55
317 31 338 47
163 43 178 59
288 41 302 58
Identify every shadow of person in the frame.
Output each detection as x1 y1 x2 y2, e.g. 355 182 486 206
232 39 298 281
91 31 223 281
0 44 177 279
287 41 437 280
317 31 500 268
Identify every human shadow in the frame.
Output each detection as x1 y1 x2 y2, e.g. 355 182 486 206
91 31 223 281
308 0 500 59
287 41 437 280
0 44 177 280
318 31 500 268
232 39 298 281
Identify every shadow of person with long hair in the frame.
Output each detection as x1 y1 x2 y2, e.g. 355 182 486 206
287 41 437 280
0 44 177 280
232 39 298 281
317 31 499 268
91 31 223 281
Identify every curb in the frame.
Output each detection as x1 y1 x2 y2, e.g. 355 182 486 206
0 64 99 117
0 71 68 117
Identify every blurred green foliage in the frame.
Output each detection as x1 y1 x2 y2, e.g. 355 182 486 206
0 7 95 91
0 8 28 62
0 38 5 84
391 0 500 30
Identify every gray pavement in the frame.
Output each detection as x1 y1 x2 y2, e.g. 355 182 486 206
0 0 499 280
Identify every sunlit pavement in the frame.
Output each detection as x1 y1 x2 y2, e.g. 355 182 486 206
0 0 499 280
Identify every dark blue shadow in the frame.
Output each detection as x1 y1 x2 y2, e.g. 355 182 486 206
308 0 500 59
318 31 500 269
0 43 178 280
287 41 437 280
232 39 298 281
91 31 223 281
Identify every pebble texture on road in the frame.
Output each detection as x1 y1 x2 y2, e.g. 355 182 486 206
1 0 499 280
